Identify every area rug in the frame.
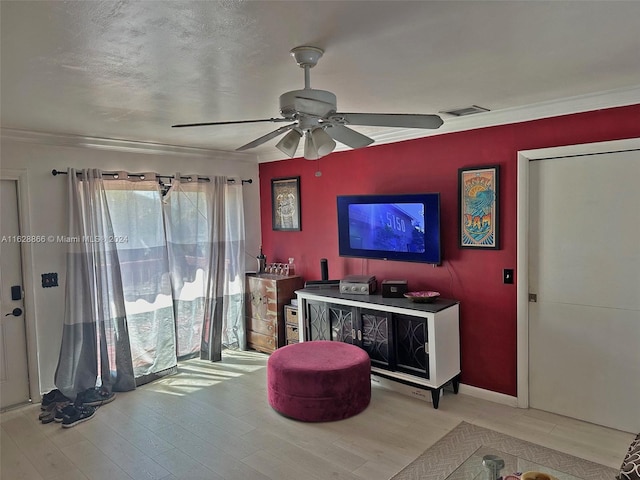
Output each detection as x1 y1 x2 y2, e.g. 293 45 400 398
391 422 618 480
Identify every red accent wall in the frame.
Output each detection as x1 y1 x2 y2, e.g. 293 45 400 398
258 104 640 396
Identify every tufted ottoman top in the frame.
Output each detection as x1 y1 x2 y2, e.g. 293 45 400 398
269 340 369 371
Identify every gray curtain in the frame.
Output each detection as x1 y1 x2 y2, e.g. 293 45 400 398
55 170 246 399
219 179 246 352
54 169 136 400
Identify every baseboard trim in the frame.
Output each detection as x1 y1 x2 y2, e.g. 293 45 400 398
457 383 519 407
371 374 518 408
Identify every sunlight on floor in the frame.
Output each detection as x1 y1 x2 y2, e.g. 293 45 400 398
144 348 268 396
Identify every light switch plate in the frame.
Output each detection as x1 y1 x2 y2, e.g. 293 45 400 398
503 269 514 284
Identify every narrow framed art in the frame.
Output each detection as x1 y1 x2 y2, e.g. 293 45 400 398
458 165 499 249
271 176 301 231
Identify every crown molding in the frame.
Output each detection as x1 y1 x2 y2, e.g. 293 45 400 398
0 128 258 162
257 84 640 162
3 85 637 163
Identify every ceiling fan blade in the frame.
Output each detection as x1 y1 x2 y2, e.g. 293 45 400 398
236 123 297 151
172 118 289 128
325 124 374 149
338 113 444 129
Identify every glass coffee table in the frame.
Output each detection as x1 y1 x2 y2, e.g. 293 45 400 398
445 446 583 480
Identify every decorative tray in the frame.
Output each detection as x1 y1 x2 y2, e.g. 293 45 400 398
403 291 440 303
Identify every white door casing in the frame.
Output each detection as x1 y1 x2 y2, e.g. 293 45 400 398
0 179 30 408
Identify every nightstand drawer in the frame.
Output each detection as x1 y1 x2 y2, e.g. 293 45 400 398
284 305 298 325
247 317 276 336
247 287 276 320
247 330 276 353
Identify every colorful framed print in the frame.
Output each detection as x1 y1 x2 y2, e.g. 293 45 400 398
458 165 499 249
271 176 301 231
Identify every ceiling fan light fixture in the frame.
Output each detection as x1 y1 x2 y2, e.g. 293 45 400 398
304 127 335 160
303 132 319 160
275 129 302 157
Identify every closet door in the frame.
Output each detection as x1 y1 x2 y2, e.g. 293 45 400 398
528 150 640 432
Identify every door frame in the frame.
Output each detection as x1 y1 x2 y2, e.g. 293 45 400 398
516 137 640 408
0 169 40 403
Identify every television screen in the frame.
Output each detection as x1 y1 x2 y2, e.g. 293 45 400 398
337 193 441 264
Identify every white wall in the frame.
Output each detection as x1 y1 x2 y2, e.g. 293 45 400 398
0 136 261 395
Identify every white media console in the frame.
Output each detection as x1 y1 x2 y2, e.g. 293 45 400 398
295 287 461 408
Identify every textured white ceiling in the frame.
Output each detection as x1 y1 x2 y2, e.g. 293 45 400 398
1 1 640 162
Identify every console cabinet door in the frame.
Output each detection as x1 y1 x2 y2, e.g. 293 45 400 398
305 301 359 344
359 308 392 368
394 313 429 379
328 304 356 343
306 300 330 341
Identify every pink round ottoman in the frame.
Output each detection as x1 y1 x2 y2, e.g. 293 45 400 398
267 340 371 422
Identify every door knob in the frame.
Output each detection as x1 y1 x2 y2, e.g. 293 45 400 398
5 307 23 317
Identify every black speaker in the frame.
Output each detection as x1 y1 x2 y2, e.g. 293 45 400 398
320 258 329 281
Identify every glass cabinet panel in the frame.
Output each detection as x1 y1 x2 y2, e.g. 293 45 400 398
306 300 330 341
329 304 355 343
360 309 391 368
394 313 429 379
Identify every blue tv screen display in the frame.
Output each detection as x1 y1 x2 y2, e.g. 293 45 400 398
337 193 441 264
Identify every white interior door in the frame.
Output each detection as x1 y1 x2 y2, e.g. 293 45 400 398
0 179 30 409
528 150 640 433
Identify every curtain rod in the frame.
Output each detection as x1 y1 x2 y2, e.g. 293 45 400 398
51 169 252 185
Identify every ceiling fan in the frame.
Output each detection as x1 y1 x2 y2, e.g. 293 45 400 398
172 46 444 160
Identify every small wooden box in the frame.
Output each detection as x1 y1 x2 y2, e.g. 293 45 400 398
381 280 408 298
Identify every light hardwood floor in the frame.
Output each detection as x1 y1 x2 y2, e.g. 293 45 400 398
1 350 633 480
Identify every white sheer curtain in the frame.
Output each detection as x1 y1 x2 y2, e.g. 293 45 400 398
55 169 136 400
104 175 178 383
163 175 246 360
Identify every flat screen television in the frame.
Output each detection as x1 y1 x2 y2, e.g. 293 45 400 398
337 193 441 264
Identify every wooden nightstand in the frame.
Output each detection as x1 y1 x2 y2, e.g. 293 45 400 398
245 273 303 354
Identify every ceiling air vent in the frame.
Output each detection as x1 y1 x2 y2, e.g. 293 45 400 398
440 105 490 117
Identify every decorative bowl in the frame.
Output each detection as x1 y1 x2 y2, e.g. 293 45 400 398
521 473 558 480
404 291 440 303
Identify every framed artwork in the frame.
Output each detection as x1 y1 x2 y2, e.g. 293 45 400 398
271 176 301 231
458 165 499 249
